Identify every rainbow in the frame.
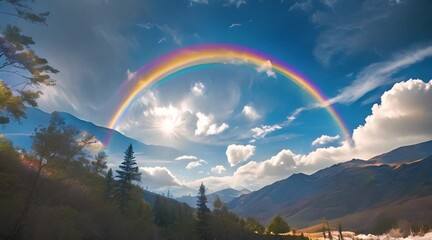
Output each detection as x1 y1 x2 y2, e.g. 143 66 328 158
108 43 350 140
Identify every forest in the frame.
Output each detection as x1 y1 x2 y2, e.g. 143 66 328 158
0 114 309 240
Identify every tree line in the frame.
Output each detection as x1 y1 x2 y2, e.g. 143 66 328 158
0 113 310 240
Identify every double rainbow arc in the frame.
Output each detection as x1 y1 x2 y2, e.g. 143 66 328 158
108 43 350 140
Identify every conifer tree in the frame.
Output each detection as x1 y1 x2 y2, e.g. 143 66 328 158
105 168 114 199
115 144 141 212
196 182 210 240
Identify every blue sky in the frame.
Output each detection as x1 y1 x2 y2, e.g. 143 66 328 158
2 0 432 195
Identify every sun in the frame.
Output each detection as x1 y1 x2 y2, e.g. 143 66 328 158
161 119 176 136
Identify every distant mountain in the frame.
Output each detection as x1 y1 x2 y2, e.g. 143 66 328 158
227 140 432 233
177 188 251 209
369 140 432 164
0 108 182 161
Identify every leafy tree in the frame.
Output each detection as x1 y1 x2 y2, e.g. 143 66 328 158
213 195 224 211
31 113 96 168
0 1 58 124
115 144 141 212
10 114 96 239
244 216 265 234
92 151 108 174
196 182 210 240
267 215 290 234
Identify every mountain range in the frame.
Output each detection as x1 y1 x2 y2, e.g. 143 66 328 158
176 188 251 209
2 108 431 233
0 108 182 162
227 140 432 233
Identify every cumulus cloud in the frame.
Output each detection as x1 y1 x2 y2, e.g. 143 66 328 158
299 79 432 167
191 82 205 96
211 165 227 174
190 148 300 191
175 155 198 161
140 167 183 189
195 112 229 136
311 134 340 146
242 105 261 121
255 60 276 78
191 79 432 191
186 159 207 169
252 124 282 139
226 144 256 167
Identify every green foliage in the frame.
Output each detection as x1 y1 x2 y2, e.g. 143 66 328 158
115 144 141 212
267 215 290 234
245 216 265 234
213 195 224 210
0 0 58 124
92 151 108 174
31 113 96 168
196 182 211 239
105 168 114 199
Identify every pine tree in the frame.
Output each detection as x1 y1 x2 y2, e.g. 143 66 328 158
105 168 114 199
115 144 141 212
196 182 210 240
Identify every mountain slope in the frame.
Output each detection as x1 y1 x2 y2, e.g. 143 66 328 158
177 188 251 209
369 140 432 164
227 140 432 232
0 108 182 160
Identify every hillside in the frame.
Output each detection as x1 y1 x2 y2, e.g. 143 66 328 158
0 108 182 161
227 140 432 233
369 140 432 164
177 188 251 209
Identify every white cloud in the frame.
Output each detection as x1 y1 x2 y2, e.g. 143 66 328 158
211 165 227 174
140 166 183 189
126 69 136 80
252 124 281 138
226 144 256 167
136 22 153 29
229 23 242 28
224 0 246 8
175 155 198 161
190 79 432 191
299 78 432 167
189 0 209 5
255 60 276 78
191 82 205 96
195 112 229 136
186 159 207 169
190 148 300 191
330 45 432 105
311 134 340 146
242 105 261 121
155 24 182 45
157 37 166 44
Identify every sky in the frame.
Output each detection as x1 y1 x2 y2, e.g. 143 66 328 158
1 0 432 196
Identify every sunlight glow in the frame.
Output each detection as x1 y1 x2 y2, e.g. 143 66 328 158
161 118 176 137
